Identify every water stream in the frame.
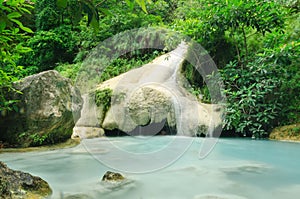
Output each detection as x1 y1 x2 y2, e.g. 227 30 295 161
1 137 300 199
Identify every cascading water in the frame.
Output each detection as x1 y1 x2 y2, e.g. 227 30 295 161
80 41 222 137
75 94 99 127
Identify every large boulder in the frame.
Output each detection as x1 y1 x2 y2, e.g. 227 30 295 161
0 161 52 198
0 70 82 147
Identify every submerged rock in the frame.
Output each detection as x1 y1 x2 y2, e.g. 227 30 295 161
0 70 83 147
101 171 135 192
102 171 125 182
194 194 248 199
0 161 52 198
62 193 92 199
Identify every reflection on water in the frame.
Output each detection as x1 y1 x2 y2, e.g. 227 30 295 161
1 137 300 199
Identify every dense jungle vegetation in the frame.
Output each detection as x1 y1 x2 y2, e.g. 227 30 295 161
1 0 299 138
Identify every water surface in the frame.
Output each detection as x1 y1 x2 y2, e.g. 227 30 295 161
1 137 300 199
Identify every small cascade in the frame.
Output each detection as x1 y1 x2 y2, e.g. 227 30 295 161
75 94 99 127
72 94 104 139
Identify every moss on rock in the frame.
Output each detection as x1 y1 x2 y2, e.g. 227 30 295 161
0 70 83 147
0 162 52 198
269 123 300 141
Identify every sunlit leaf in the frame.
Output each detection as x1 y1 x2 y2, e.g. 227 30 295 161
20 7 32 14
125 0 134 10
7 12 22 19
10 19 33 33
135 0 148 14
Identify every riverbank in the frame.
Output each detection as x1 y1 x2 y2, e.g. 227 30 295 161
0 138 80 153
269 123 300 142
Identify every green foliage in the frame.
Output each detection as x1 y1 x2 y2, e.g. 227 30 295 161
0 0 33 113
222 60 282 138
28 133 48 147
21 0 166 71
221 11 299 136
55 0 152 31
20 25 79 71
55 62 81 80
172 0 287 67
36 0 100 30
292 127 300 134
17 127 73 147
181 61 212 103
100 50 163 82
260 33 300 124
173 0 298 137
35 0 60 31
94 88 112 113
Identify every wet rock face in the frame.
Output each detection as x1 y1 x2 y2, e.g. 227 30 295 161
93 46 222 136
0 70 83 147
72 126 105 139
101 86 176 134
0 161 52 198
102 171 125 182
74 42 223 137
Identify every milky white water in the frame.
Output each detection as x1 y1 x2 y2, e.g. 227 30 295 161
1 137 300 199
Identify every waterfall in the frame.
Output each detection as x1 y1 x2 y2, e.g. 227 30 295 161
75 94 99 127
72 94 104 139
75 41 222 137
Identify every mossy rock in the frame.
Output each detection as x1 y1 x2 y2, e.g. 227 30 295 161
102 171 125 182
0 70 83 147
0 162 52 198
269 123 300 141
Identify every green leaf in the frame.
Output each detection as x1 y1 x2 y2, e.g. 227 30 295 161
57 0 68 8
10 19 33 33
98 8 112 16
125 0 131 6
90 15 99 32
7 12 22 19
20 7 32 14
19 25 33 33
125 0 134 10
135 0 148 14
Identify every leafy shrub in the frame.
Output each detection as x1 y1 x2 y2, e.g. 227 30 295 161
35 0 61 31
0 0 33 113
94 88 113 113
171 0 286 67
20 25 80 71
55 63 81 81
100 50 163 82
260 35 300 124
222 60 282 138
